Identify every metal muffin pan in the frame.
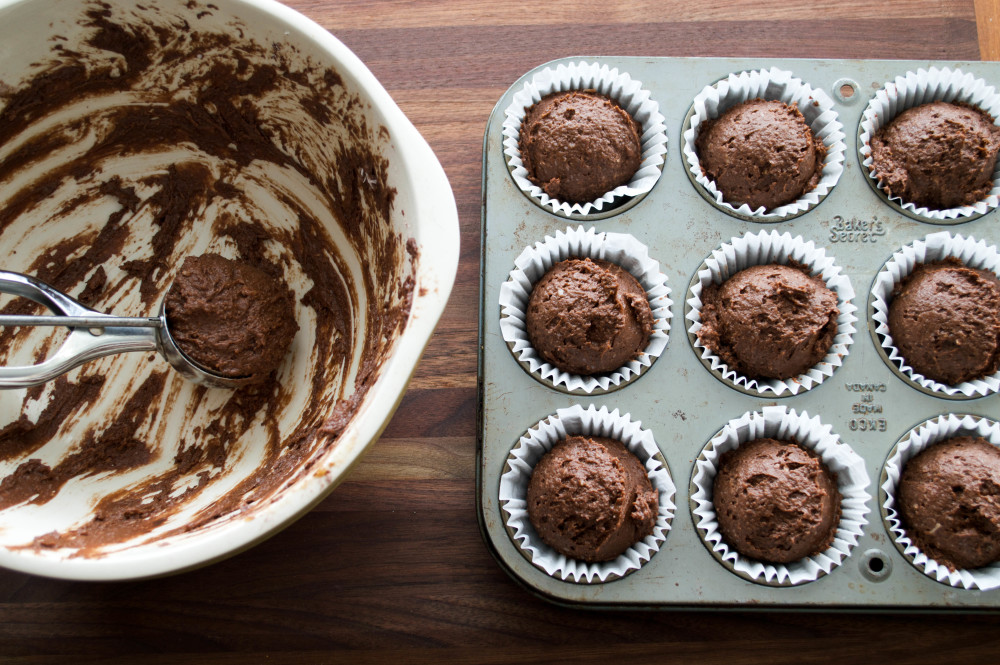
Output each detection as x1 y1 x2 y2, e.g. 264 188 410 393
477 57 1000 609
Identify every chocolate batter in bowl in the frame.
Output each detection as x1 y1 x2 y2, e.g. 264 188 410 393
0 0 458 579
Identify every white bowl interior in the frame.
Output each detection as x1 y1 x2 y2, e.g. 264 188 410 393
0 0 458 579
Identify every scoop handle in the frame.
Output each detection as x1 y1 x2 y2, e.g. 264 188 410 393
0 271 158 389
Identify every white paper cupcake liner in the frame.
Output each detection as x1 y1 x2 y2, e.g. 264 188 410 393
684 229 856 396
870 231 1000 398
502 60 668 218
499 225 672 394
859 67 1000 222
499 404 676 584
681 67 846 220
689 405 871 586
880 413 1000 590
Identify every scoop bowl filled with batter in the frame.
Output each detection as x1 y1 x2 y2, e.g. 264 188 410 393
0 0 458 579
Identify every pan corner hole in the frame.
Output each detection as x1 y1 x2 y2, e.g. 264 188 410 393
833 78 860 104
860 548 891 582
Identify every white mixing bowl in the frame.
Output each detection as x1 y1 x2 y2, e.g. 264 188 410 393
0 0 458 579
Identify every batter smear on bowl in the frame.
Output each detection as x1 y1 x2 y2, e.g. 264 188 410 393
0 2 415 555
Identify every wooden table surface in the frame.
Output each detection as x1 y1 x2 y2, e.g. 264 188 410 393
4 1 1000 663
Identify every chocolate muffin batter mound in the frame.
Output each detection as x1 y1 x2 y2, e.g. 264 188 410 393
696 99 827 211
0 2 416 554
870 101 1000 210
527 436 658 562
713 438 842 563
698 263 839 380
899 436 1000 570
526 258 653 375
519 91 642 204
165 254 298 382
888 260 1000 385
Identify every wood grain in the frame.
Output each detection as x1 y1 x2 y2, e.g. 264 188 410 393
977 0 1000 59
1 1 999 664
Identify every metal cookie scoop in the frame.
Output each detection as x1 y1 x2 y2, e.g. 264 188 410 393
0 270 252 389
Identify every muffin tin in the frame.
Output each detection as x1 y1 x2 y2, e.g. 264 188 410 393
477 57 1000 610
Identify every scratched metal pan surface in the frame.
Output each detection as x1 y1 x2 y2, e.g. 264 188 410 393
478 57 1000 609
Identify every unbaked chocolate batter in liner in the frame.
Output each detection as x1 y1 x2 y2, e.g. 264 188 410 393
0 2 415 555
